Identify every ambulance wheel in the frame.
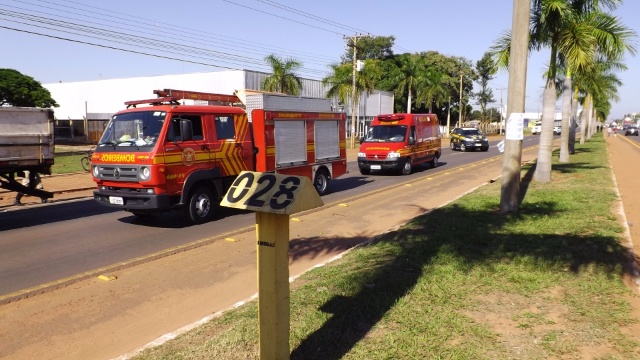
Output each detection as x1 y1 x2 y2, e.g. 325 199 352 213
313 169 330 196
460 143 467 152
186 186 214 224
400 158 412 175
430 155 439 168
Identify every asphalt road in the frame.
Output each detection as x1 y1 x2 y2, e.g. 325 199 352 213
0 135 553 298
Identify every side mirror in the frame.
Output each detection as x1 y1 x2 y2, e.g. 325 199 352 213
180 119 193 141
408 137 416 145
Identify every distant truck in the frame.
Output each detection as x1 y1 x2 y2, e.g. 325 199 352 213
0 107 55 201
357 113 441 175
90 89 347 223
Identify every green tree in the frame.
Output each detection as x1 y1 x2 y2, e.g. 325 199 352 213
261 54 303 95
341 36 395 63
0 68 58 108
395 54 425 113
474 52 497 120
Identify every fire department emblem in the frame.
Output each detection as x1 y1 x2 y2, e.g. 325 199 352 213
182 148 196 166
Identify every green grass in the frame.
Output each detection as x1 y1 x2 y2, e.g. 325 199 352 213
50 153 88 174
134 133 640 360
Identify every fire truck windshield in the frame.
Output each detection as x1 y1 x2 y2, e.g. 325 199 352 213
363 125 407 143
99 111 166 148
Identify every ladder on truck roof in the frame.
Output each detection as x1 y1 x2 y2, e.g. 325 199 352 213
124 89 242 108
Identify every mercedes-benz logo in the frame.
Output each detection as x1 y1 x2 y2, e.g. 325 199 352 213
114 167 121 179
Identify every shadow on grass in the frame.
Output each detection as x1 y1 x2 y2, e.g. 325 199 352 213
290 201 634 359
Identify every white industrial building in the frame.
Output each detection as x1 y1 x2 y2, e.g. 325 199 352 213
43 69 394 143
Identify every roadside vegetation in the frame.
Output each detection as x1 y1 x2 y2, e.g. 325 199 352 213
134 133 640 359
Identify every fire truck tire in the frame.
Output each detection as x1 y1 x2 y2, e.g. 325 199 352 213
400 158 412 175
186 186 214 224
313 169 330 196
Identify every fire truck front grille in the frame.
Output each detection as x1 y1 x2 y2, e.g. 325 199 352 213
97 164 139 182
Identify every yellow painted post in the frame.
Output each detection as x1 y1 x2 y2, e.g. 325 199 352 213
220 171 323 359
256 212 290 359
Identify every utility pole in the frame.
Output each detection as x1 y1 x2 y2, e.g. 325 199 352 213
446 96 451 137
500 0 531 213
344 33 369 149
458 73 464 127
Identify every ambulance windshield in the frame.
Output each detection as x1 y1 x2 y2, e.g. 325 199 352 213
363 125 407 142
99 111 166 148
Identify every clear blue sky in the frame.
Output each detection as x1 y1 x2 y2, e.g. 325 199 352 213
1 0 638 119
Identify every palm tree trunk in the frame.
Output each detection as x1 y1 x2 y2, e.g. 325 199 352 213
579 95 590 144
407 90 412 114
559 74 572 163
569 95 579 153
533 77 556 182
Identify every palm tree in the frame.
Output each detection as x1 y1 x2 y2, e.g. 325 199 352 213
516 0 635 182
261 54 303 95
415 68 448 113
395 54 425 113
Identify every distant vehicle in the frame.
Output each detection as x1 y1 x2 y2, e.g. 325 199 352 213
553 126 561 135
531 122 542 135
449 127 489 152
625 126 638 136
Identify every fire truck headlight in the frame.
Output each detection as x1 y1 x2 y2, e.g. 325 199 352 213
387 152 401 159
139 166 151 181
92 165 100 178
358 152 366 158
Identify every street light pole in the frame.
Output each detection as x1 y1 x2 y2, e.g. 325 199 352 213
458 73 463 127
344 33 369 149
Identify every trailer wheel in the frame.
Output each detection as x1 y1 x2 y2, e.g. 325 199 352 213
400 158 412 175
313 169 330 196
186 185 214 224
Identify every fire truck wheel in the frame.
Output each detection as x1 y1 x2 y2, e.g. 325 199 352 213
401 158 412 175
186 186 214 224
313 169 330 196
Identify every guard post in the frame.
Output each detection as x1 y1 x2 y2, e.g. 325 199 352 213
221 171 323 359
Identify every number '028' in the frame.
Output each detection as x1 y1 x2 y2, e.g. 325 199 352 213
226 173 300 210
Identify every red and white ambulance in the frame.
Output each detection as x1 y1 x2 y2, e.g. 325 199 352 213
357 113 441 175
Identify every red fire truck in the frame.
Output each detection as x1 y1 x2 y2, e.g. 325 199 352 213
91 89 347 223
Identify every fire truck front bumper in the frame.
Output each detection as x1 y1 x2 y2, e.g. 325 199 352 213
357 158 403 172
93 189 173 211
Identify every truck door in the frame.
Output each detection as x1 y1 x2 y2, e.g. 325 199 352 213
163 113 208 195
210 113 254 176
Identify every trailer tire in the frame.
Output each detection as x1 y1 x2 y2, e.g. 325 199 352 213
186 185 215 224
400 158 412 175
313 169 330 196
